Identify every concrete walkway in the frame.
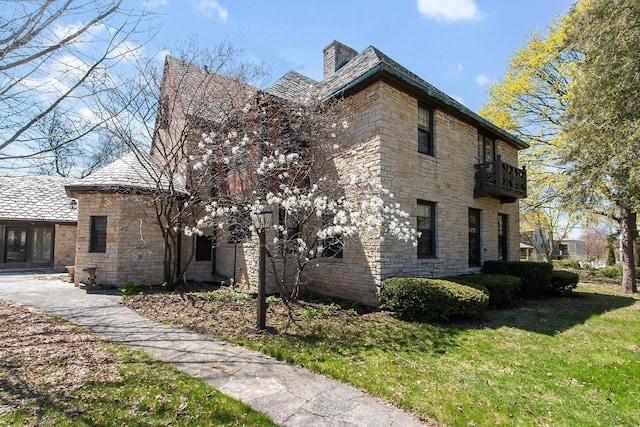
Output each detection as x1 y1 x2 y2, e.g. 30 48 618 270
0 272 428 426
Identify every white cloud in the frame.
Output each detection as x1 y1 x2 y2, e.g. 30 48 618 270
416 0 484 23
456 61 463 72
199 0 228 22
475 74 490 86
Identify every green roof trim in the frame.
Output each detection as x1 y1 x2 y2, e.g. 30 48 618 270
326 61 528 151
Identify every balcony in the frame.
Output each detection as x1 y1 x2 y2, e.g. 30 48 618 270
474 155 527 203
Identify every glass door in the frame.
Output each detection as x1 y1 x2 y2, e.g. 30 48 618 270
4 226 28 265
31 226 54 267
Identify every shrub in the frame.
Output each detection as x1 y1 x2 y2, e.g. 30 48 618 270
547 270 580 295
598 267 621 278
482 261 553 296
552 259 581 270
379 278 489 321
120 282 151 299
448 274 521 308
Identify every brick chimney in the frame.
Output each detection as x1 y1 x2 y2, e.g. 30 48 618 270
323 41 358 80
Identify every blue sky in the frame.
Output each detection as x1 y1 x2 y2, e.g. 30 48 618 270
139 0 575 112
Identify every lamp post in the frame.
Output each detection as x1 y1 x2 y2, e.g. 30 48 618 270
253 208 272 330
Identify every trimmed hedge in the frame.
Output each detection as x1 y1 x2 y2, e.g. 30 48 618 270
379 278 489 321
547 270 579 295
448 274 521 308
482 261 553 296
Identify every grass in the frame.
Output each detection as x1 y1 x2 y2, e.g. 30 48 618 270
0 306 276 427
127 284 640 426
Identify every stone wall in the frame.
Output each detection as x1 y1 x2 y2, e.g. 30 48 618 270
53 224 76 269
301 80 522 304
74 192 210 287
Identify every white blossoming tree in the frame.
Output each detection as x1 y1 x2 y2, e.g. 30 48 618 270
187 94 417 301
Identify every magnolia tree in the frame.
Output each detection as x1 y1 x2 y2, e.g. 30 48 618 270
186 95 416 301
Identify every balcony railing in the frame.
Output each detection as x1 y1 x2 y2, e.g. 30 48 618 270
474 155 527 203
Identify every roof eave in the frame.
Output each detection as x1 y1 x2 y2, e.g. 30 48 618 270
325 63 529 151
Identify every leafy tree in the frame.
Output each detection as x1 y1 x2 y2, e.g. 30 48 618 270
562 0 640 293
480 19 582 262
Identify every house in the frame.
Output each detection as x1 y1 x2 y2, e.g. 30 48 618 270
66 41 527 305
0 173 77 270
64 151 215 287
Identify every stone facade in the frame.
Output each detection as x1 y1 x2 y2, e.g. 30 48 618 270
54 224 77 269
284 81 522 306
72 193 210 287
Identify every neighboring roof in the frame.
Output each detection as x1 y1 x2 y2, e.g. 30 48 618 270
266 43 528 150
0 173 77 223
65 151 187 196
520 242 535 249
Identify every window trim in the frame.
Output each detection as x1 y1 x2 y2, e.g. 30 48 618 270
89 216 107 253
417 199 436 259
418 106 434 156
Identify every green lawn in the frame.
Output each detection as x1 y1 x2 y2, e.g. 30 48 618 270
236 285 640 426
0 301 276 427
125 283 640 426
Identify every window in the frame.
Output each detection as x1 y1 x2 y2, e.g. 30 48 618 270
417 200 436 258
498 214 508 261
89 216 107 253
468 209 481 267
196 235 213 261
321 213 343 258
418 107 434 156
478 134 495 164
278 207 300 253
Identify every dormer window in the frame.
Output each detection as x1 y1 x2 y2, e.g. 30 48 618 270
418 107 434 156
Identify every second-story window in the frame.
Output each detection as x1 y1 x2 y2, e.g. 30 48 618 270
418 107 434 156
478 134 495 164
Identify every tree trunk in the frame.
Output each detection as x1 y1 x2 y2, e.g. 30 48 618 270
619 206 637 294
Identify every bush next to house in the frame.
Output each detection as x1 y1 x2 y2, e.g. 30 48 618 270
547 270 580 295
379 278 489 321
447 274 521 308
482 261 553 296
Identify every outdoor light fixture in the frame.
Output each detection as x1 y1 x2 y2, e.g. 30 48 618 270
253 207 272 330
253 207 273 230
69 199 77 210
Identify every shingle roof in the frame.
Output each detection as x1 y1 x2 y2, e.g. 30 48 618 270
265 43 528 150
162 56 258 124
65 151 187 195
264 71 321 102
0 173 77 223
